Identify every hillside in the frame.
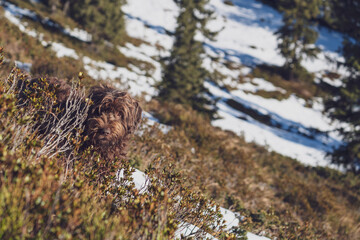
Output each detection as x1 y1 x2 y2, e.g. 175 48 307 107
1 0 360 239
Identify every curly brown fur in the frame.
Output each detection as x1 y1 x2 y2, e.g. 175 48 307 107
84 84 142 160
17 78 142 160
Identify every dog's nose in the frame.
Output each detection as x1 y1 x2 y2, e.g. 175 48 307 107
99 128 111 135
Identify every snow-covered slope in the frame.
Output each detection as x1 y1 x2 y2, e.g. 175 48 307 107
2 0 345 168
1 0 345 167
122 0 344 168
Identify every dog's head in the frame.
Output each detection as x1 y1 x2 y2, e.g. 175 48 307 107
86 85 142 148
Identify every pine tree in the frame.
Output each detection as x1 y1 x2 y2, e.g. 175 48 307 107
276 0 321 81
69 0 127 44
326 41 360 172
158 0 217 117
330 0 360 40
39 0 126 44
325 1 360 173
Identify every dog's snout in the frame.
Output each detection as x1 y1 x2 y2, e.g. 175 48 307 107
99 128 111 135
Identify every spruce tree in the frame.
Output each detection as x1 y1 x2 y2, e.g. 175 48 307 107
330 0 360 40
158 0 217 117
276 0 321 81
326 42 360 172
69 0 127 44
325 2 360 173
39 0 126 44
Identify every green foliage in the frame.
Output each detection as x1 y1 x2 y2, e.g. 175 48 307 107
276 0 321 81
39 0 127 44
157 0 218 118
260 0 360 41
261 0 360 172
68 0 127 44
323 1 360 172
320 0 360 39
325 40 360 172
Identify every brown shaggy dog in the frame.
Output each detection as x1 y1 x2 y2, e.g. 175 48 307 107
17 77 142 160
84 84 142 159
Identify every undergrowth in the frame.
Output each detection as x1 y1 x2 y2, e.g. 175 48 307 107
0 49 233 239
249 64 323 101
2 2 359 239
132 100 360 239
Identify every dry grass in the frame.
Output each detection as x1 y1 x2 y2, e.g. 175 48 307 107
2 3 359 239
0 10 48 63
249 64 322 101
129 100 360 240
0 60 231 239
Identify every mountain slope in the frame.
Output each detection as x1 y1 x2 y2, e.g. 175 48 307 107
1 0 360 239
122 0 345 168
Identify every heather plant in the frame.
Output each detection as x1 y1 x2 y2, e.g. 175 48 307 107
4 68 90 161
133 99 360 239
0 49 232 239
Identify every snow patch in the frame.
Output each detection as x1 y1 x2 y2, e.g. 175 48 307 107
15 61 32 72
64 27 92 42
51 42 79 59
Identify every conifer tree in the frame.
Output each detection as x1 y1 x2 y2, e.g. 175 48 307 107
325 42 360 172
276 0 321 81
158 0 217 117
40 0 126 44
330 0 360 40
69 0 127 44
325 2 360 173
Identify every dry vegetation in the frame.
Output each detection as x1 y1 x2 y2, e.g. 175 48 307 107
249 64 322 102
0 49 233 239
133 100 360 239
1 2 360 239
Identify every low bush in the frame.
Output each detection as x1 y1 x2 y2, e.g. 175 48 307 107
133 99 360 240
31 54 84 80
0 49 233 239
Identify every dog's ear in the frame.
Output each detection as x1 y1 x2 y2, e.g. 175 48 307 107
119 94 142 134
89 85 108 114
